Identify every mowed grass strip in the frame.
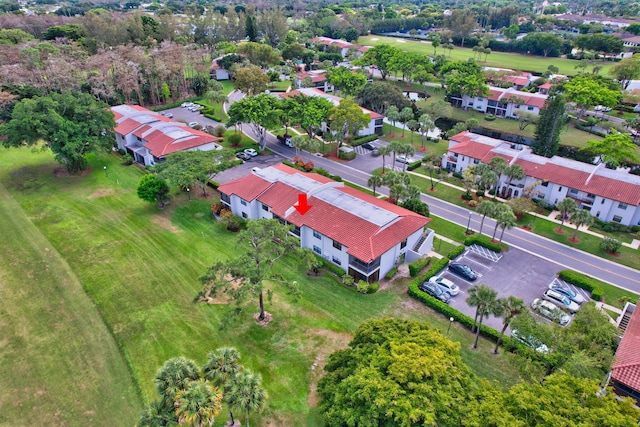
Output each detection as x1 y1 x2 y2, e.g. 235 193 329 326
0 148 521 425
359 35 615 76
0 157 141 426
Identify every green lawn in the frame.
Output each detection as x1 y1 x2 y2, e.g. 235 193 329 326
359 35 615 77
0 147 522 426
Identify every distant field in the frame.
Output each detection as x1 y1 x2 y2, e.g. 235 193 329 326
0 147 521 426
359 35 615 76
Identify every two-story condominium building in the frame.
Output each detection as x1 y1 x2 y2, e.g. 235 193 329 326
294 70 335 93
280 88 384 136
442 132 640 226
111 105 222 167
217 164 432 283
450 86 548 118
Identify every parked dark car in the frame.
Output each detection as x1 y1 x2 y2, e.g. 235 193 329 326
361 142 376 150
418 281 451 303
448 262 478 281
236 152 251 161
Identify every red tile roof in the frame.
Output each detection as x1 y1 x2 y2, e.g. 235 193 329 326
613 308 640 392
285 87 384 120
448 132 640 206
218 165 430 262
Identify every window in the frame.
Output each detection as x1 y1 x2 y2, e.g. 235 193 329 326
601 199 605 204
333 240 342 250
240 199 247 206
473 159 480 164
541 181 549 187
332 256 342 266
400 239 407 249
313 245 321 255
558 187 562 192
313 230 321 239
241 212 247 218
528 106 534 111
568 188 578 195
613 215 623 223
220 193 231 203
587 193 595 199
262 203 269 211
619 202 628 210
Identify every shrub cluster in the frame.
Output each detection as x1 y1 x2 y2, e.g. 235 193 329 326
409 256 432 277
557 270 604 301
338 150 357 160
315 256 345 278
484 114 496 121
600 237 622 254
413 257 450 285
384 267 398 280
356 280 380 294
464 235 504 252
407 160 423 171
447 245 466 260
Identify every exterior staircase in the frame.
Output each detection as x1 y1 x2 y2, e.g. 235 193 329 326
619 312 632 334
413 233 427 252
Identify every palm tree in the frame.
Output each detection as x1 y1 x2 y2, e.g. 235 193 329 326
203 347 242 426
493 296 526 354
556 198 577 230
137 399 174 427
388 141 403 165
489 157 507 198
290 135 307 160
497 207 517 243
175 379 222 427
399 107 414 138
490 204 511 241
386 106 400 136
399 144 415 171
204 90 228 117
378 145 393 173
225 370 266 427
503 164 525 197
418 113 435 149
367 174 384 196
476 200 495 236
466 284 500 349
406 119 419 145
154 357 201 406
571 209 594 240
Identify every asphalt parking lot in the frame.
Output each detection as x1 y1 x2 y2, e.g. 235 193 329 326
349 139 425 173
428 245 589 330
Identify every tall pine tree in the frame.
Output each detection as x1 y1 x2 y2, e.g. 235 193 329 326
532 95 566 158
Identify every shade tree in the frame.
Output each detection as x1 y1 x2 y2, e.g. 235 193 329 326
226 94 281 150
157 149 234 196
582 131 639 167
137 174 170 208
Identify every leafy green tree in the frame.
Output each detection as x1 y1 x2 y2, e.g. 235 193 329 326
466 285 501 349
199 219 311 323
137 399 175 427
418 113 435 149
226 94 281 150
174 379 222 427
504 24 519 40
233 65 270 96
284 95 333 140
225 370 266 427
464 373 640 426
0 92 114 173
386 105 400 135
445 9 476 47
441 60 489 99
556 197 577 230
204 88 228 117
318 318 481 426
582 131 639 167
157 150 233 196
422 99 452 122
358 81 409 114
290 135 319 162
532 95 566 157
326 66 367 96
563 75 621 120
399 107 414 138
329 98 370 145
359 44 402 80
367 174 384 196
137 174 170 208
494 296 525 354
476 200 495 236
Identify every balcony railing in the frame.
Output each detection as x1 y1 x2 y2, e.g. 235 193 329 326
349 256 381 274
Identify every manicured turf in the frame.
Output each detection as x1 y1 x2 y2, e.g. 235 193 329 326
359 35 615 77
0 151 141 426
0 147 521 426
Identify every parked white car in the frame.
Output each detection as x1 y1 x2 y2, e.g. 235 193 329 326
511 329 550 354
396 155 415 164
188 122 199 128
244 148 258 157
428 277 460 296
543 289 580 314
531 298 571 326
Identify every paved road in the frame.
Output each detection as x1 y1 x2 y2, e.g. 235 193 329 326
234 127 640 294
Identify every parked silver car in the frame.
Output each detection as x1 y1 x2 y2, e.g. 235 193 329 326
548 281 586 304
543 289 580 314
531 298 571 326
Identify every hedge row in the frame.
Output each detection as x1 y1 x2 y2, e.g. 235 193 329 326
409 257 431 277
203 113 225 122
385 267 398 280
557 270 604 301
413 257 450 285
351 134 379 146
407 160 423 171
464 235 504 253
315 255 345 278
447 245 466 260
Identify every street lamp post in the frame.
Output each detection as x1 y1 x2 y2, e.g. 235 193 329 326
465 212 472 235
187 187 191 201
447 317 454 335
103 166 108 177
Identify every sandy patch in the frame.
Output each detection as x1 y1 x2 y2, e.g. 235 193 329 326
396 39 406 43
88 188 115 198
306 329 352 408
151 215 181 233
370 37 378 41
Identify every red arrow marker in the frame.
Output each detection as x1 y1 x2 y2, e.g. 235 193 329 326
294 194 312 215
